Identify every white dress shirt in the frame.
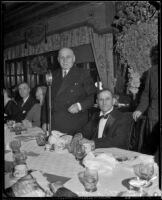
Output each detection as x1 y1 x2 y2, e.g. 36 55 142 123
62 69 69 78
98 107 113 138
22 96 29 107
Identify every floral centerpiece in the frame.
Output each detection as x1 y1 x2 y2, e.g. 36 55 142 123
30 56 48 74
112 1 159 96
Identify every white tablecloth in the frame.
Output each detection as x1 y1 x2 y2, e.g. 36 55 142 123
4 126 161 197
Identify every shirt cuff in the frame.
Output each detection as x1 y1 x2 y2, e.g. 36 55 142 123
76 102 82 111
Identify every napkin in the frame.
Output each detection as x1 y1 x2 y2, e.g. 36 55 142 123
123 155 155 167
48 131 72 149
4 173 47 197
83 152 117 174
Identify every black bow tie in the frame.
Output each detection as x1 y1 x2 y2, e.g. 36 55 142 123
99 113 109 120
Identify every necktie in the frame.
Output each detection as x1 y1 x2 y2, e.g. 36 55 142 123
99 113 109 120
63 70 68 78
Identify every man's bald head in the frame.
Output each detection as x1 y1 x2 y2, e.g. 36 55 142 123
58 47 75 70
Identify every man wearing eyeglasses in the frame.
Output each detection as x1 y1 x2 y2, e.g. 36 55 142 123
42 47 96 135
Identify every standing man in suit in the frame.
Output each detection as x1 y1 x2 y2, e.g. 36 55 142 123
78 89 133 149
16 82 38 122
42 47 96 135
133 45 159 155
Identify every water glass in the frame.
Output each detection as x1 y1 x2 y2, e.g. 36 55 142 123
78 168 98 192
133 162 154 181
10 139 21 153
36 134 47 146
75 143 86 161
13 151 27 165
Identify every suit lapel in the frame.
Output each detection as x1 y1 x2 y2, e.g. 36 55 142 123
56 66 78 96
102 111 116 138
94 116 100 139
53 70 63 97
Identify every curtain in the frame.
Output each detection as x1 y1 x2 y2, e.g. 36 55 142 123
4 26 115 92
89 28 115 91
4 26 90 60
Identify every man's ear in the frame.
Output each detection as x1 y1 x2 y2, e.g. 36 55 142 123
72 55 76 63
112 98 116 105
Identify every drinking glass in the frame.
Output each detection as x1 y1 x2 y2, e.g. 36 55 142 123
36 133 47 146
10 139 21 154
13 151 27 165
132 162 154 195
133 162 154 181
75 143 86 165
78 168 98 192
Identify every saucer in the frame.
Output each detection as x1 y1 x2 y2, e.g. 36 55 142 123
122 177 152 191
129 178 149 188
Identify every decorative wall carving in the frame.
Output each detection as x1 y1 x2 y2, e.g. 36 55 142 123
25 23 47 46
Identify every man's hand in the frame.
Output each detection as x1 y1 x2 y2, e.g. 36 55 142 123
68 103 80 114
132 110 142 121
42 123 48 132
79 138 95 152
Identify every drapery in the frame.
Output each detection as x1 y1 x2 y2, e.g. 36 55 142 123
4 26 115 91
89 28 115 91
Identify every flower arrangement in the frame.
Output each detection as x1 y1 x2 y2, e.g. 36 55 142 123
30 56 48 74
127 67 140 98
112 1 159 95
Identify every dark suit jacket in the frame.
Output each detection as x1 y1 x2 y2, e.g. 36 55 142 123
4 100 19 121
16 95 37 122
81 109 134 150
137 65 158 121
42 65 96 135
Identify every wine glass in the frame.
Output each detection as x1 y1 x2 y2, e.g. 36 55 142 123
133 162 154 181
132 162 154 196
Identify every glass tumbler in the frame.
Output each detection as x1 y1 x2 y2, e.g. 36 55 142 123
13 151 27 165
10 139 21 154
78 167 98 192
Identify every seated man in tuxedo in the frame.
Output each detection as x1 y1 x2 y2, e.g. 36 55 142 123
78 89 133 150
16 82 39 123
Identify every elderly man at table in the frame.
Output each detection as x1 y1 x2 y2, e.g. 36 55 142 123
15 82 41 127
77 89 133 150
41 47 96 135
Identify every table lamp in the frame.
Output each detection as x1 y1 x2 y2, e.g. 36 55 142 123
45 69 53 136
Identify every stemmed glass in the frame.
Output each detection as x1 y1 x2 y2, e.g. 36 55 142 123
132 162 154 196
133 162 154 181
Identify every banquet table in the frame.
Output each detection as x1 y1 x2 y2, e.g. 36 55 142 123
4 125 161 197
